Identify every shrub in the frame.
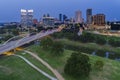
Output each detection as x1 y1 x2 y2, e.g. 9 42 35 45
94 60 104 70
95 35 107 45
109 38 120 47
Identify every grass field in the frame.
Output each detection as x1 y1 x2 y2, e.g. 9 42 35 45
0 54 55 80
27 45 120 80
0 42 120 80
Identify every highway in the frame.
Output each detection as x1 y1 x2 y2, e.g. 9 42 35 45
0 29 58 54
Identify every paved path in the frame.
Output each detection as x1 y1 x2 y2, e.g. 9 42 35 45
24 50 65 80
14 54 57 80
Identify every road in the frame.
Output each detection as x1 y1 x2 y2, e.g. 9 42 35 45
0 29 58 54
14 54 57 80
24 50 64 80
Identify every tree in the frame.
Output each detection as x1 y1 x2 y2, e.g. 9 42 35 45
40 36 53 50
109 38 120 47
12 29 19 36
51 41 64 56
0 40 2 43
3 35 13 41
95 35 106 45
64 52 91 78
79 32 95 43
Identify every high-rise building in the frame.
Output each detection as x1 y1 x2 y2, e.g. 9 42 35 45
42 14 55 28
21 9 27 27
75 10 83 23
21 9 33 28
27 10 34 27
92 14 106 26
86 9 92 24
59 14 62 21
63 14 67 22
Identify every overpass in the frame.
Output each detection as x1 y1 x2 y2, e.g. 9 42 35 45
0 29 58 54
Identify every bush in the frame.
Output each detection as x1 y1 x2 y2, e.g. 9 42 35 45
94 60 104 70
109 38 120 47
95 35 107 45
96 49 107 57
64 43 95 54
64 52 91 78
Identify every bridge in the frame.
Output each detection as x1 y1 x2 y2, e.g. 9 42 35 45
0 29 59 54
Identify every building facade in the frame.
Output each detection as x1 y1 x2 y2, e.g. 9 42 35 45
33 19 38 24
63 14 67 22
42 15 55 28
92 14 105 26
75 10 83 23
59 14 62 21
21 9 33 28
86 9 92 24
111 22 120 30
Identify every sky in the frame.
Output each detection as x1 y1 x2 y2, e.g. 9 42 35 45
0 0 120 22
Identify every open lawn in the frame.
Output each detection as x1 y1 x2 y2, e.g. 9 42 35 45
27 45 120 80
0 55 53 80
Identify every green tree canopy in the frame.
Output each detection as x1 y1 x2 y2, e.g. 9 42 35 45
12 29 19 36
51 41 64 56
40 36 53 50
64 52 91 78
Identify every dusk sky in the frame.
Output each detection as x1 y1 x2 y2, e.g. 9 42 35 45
0 0 120 22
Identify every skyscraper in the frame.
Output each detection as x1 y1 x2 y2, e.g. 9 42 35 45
27 10 34 27
42 14 55 28
59 14 62 21
86 9 92 24
75 10 83 23
63 14 67 22
21 9 33 28
21 9 27 27
92 14 106 26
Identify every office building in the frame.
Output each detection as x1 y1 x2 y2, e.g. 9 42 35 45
63 14 67 22
42 14 55 28
92 14 106 26
27 10 34 27
21 9 33 28
86 9 92 24
59 14 62 21
111 22 120 30
21 9 27 27
75 10 83 23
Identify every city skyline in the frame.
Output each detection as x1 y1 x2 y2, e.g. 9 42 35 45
0 0 120 22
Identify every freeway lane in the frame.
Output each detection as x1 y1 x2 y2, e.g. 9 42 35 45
0 29 58 54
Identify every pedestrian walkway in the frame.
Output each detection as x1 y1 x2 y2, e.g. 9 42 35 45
24 50 65 80
14 54 57 80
